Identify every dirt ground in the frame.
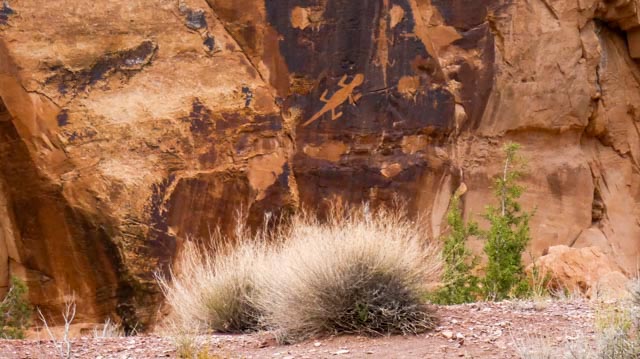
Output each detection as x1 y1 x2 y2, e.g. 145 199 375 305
0 300 598 358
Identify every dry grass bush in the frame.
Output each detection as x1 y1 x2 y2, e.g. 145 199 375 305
592 289 640 359
158 205 441 343
156 229 269 333
92 318 124 338
514 332 598 359
160 320 224 359
252 206 442 342
513 332 556 359
516 280 640 359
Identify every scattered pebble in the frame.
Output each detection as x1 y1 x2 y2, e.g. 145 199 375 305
0 300 596 358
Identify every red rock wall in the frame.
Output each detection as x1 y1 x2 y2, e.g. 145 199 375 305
0 0 639 327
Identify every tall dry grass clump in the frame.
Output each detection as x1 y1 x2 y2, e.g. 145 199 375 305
252 206 442 342
157 206 441 343
156 231 269 333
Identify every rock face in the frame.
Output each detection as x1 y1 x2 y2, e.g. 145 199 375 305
1 0 639 326
531 245 629 299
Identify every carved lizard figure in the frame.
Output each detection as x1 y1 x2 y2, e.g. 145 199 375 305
302 74 364 127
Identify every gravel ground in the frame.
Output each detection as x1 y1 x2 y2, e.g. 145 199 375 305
0 299 599 358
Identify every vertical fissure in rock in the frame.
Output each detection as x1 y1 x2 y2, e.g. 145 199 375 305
0 97 14 298
202 0 269 84
591 185 606 225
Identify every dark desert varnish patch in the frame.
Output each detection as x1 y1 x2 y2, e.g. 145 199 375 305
45 40 157 96
183 98 214 135
257 0 500 212
203 33 216 52
56 109 69 127
185 9 207 30
0 1 15 25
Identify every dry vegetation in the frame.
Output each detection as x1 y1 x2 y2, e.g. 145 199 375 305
513 281 640 359
156 232 268 333
157 206 442 345
156 200 640 358
253 207 441 343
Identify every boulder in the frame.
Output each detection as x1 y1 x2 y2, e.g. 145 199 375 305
531 246 629 299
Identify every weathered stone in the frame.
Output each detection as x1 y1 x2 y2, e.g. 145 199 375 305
629 28 640 58
0 0 639 327
572 228 609 252
0 0 292 329
531 246 629 299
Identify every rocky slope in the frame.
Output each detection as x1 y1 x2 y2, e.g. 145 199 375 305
0 0 639 327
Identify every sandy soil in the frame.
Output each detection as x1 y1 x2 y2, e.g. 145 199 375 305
0 300 597 358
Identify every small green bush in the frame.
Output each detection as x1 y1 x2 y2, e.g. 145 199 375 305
0 276 33 339
481 143 532 301
432 143 536 304
431 191 480 304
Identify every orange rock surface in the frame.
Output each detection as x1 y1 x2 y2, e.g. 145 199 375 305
1 0 639 327
532 245 629 299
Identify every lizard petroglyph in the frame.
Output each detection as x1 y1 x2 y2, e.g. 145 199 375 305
302 74 364 127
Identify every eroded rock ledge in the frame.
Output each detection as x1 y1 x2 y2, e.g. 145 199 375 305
597 0 640 57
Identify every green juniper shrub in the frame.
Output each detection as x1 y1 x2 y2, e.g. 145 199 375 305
431 191 481 304
429 143 538 304
0 276 33 339
481 143 533 301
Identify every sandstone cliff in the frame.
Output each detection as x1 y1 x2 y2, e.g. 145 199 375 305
0 0 639 328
